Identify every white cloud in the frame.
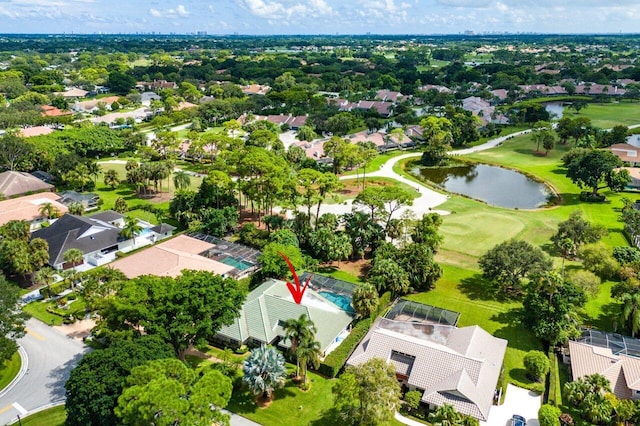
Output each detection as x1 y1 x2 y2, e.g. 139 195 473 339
176 4 189 17
149 8 162 17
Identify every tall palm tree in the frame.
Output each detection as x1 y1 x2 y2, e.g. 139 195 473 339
120 216 143 245
38 202 61 220
173 170 191 191
63 248 84 289
103 169 120 189
282 314 317 377
242 345 287 401
33 267 56 290
297 340 321 386
621 292 640 337
87 161 101 184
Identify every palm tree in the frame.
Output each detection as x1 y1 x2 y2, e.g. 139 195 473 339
429 404 461 426
242 345 287 402
33 267 56 291
68 202 84 216
352 283 379 318
621 292 640 337
38 202 61 220
296 340 321 386
87 161 101 184
173 171 191 191
282 314 317 377
103 169 120 189
120 216 143 245
63 248 84 289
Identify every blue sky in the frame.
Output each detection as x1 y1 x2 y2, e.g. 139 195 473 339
0 0 639 35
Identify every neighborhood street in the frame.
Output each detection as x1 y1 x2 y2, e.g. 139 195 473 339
0 319 88 426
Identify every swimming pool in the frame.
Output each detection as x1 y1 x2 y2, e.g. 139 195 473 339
221 257 253 271
319 291 355 313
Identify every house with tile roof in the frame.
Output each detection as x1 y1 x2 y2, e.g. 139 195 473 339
31 211 150 270
0 192 68 229
216 278 354 354
611 143 640 166
347 316 507 421
568 339 640 400
0 171 55 199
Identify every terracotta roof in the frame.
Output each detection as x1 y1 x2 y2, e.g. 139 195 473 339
41 105 71 117
19 126 55 138
0 192 68 227
611 144 640 163
56 88 88 98
109 235 234 279
0 171 55 198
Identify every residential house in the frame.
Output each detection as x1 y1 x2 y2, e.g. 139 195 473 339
0 171 55 199
40 105 72 118
19 126 55 138
216 276 355 354
141 92 161 106
30 211 148 270
610 143 640 166
30 171 55 184
376 89 404 102
55 88 88 99
241 84 270 95
0 192 68 229
567 329 640 400
136 80 177 91
72 96 120 113
253 114 308 130
108 233 241 280
57 191 100 212
347 302 506 421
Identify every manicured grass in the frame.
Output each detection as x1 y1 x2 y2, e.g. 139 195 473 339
563 102 640 128
332 177 420 204
9 405 66 426
316 266 363 284
96 161 202 213
23 295 87 326
342 149 420 176
0 352 21 391
407 264 544 392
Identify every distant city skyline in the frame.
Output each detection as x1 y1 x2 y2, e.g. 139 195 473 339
0 0 638 36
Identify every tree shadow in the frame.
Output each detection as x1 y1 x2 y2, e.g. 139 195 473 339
46 351 86 400
309 408 342 426
458 274 513 302
317 266 338 275
490 308 541 353
583 302 622 332
228 382 297 416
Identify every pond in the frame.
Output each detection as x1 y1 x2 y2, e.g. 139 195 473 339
411 162 553 209
543 102 565 119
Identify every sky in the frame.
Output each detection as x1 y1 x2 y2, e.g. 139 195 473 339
0 0 639 35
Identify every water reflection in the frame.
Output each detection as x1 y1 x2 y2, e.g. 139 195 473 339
412 162 552 209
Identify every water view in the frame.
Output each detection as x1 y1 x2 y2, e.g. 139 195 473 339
412 162 552 209
543 102 565 119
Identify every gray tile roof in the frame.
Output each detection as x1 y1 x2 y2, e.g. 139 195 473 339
31 213 123 266
347 318 507 421
217 279 354 352
89 210 123 223
151 223 176 234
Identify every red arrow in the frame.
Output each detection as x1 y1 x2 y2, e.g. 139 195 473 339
278 251 312 304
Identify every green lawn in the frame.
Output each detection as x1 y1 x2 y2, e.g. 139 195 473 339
563 102 640 128
0 352 21 391
96 161 202 213
9 405 66 426
407 264 544 393
23 295 87 326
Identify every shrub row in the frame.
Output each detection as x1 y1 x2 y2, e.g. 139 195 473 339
318 318 372 378
39 280 72 298
546 349 562 406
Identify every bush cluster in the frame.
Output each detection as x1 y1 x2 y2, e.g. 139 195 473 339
319 318 371 378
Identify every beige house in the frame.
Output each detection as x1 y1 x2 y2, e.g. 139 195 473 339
347 316 507 421
109 234 233 279
0 192 68 229
0 171 55 199
569 338 640 400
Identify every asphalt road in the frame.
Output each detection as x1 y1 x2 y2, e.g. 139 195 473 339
0 319 88 426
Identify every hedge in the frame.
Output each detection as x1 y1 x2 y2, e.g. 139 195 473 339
547 349 562 406
318 318 372 378
374 291 392 318
39 280 72 298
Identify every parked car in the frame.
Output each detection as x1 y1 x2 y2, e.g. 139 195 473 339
511 415 526 426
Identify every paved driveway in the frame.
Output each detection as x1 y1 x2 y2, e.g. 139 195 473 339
481 384 541 426
0 319 88 425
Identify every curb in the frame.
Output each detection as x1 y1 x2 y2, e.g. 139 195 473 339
4 401 64 426
0 346 28 401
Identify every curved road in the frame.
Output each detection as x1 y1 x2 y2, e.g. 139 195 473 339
0 319 88 425
317 129 534 219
